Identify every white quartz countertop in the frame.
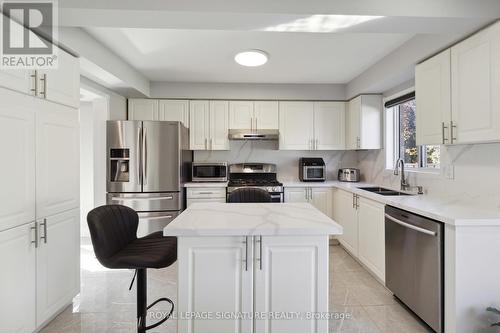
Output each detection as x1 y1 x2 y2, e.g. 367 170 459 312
184 182 228 188
163 202 343 237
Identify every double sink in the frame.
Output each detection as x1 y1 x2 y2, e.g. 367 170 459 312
357 186 413 196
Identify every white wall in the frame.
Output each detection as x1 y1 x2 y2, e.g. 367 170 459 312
195 141 357 182
81 76 127 120
150 82 346 100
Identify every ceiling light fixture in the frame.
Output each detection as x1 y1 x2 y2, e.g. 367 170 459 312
234 50 268 67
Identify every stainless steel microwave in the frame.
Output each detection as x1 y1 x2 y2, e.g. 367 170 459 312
192 162 228 182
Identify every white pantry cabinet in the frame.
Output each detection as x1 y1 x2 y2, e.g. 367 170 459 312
284 187 332 217
416 49 452 145
36 100 80 219
279 101 346 150
0 68 32 95
0 88 35 232
229 100 279 130
189 100 229 150
128 99 159 120
346 95 382 149
36 209 80 327
158 100 189 127
450 21 500 144
0 222 37 333
177 235 328 333
332 189 385 281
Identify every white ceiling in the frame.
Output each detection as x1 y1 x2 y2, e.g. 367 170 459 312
85 27 412 84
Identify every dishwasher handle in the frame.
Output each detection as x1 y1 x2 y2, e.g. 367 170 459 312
385 214 437 236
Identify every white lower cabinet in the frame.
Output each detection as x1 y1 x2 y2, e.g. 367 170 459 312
333 189 385 281
36 209 80 327
177 235 328 333
284 187 332 217
0 222 37 333
187 187 227 207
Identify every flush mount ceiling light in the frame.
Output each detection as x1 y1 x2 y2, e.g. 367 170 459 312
234 50 268 67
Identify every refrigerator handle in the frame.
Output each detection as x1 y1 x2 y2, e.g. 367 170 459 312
142 126 147 185
137 126 142 185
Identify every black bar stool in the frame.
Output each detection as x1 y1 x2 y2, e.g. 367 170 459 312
228 187 272 203
87 205 177 333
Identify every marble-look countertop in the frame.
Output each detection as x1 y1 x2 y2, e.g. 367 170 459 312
184 182 228 188
163 202 342 237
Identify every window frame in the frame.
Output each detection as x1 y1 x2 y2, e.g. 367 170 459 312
384 88 440 174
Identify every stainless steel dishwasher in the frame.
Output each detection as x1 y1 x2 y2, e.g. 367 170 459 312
385 206 443 333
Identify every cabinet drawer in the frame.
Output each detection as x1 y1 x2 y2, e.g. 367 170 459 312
187 187 226 199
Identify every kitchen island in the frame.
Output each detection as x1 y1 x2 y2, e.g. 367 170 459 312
163 202 342 333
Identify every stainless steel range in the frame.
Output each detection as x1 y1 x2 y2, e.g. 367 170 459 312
227 163 284 202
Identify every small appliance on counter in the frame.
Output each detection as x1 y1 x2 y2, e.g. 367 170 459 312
192 162 228 182
338 168 361 182
299 158 326 182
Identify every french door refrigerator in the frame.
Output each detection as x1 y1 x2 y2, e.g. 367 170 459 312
106 121 192 237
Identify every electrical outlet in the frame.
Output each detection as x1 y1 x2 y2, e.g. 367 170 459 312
444 165 455 180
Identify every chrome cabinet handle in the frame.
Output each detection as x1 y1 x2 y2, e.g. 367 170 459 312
40 218 47 244
441 122 449 144
385 214 437 236
210 138 213 150
31 222 38 248
30 70 38 96
355 195 359 209
242 237 249 271
39 73 47 98
256 236 263 270
450 121 457 144
255 118 258 131
251 118 254 131
356 136 361 149
352 194 356 209
204 138 207 150
198 192 214 195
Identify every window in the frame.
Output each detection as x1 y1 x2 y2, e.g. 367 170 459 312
386 93 440 170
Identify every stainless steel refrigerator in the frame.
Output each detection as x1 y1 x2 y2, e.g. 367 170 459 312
106 120 192 237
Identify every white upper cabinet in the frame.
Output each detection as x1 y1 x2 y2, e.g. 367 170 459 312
229 101 254 129
416 49 452 145
158 100 189 127
229 100 279 130
36 100 80 219
347 95 382 150
128 99 159 120
314 102 346 150
0 88 35 232
254 101 279 129
39 48 80 109
451 21 500 144
189 100 229 150
279 101 315 150
0 69 32 95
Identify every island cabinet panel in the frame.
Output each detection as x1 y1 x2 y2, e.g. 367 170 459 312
254 235 329 333
177 236 254 333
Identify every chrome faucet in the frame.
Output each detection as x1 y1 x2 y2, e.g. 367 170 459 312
393 158 410 191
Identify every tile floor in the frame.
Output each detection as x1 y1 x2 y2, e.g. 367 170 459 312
40 238 432 333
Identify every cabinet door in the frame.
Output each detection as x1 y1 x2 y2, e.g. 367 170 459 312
357 197 385 281
284 187 307 203
0 88 35 232
229 101 254 129
416 49 451 145
359 95 382 149
189 100 210 150
254 101 279 129
279 101 314 150
36 101 80 218
254 235 328 333
128 99 159 120
0 69 32 95
310 188 332 217
40 49 80 109
158 100 189 127
314 102 346 150
177 236 253 333
209 100 229 150
332 189 358 256
347 97 361 149
0 222 36 333
36 209 79 326
451 22 500 144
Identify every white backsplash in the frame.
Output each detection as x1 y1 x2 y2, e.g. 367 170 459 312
357 143 500 208
194 141 358 182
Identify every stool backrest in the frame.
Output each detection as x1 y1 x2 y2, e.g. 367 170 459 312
228 187 272 203
87 205 139 262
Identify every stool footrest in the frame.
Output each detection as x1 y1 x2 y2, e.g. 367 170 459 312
145 297 174 331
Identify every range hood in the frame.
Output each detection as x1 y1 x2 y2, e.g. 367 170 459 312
228 129 279 140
